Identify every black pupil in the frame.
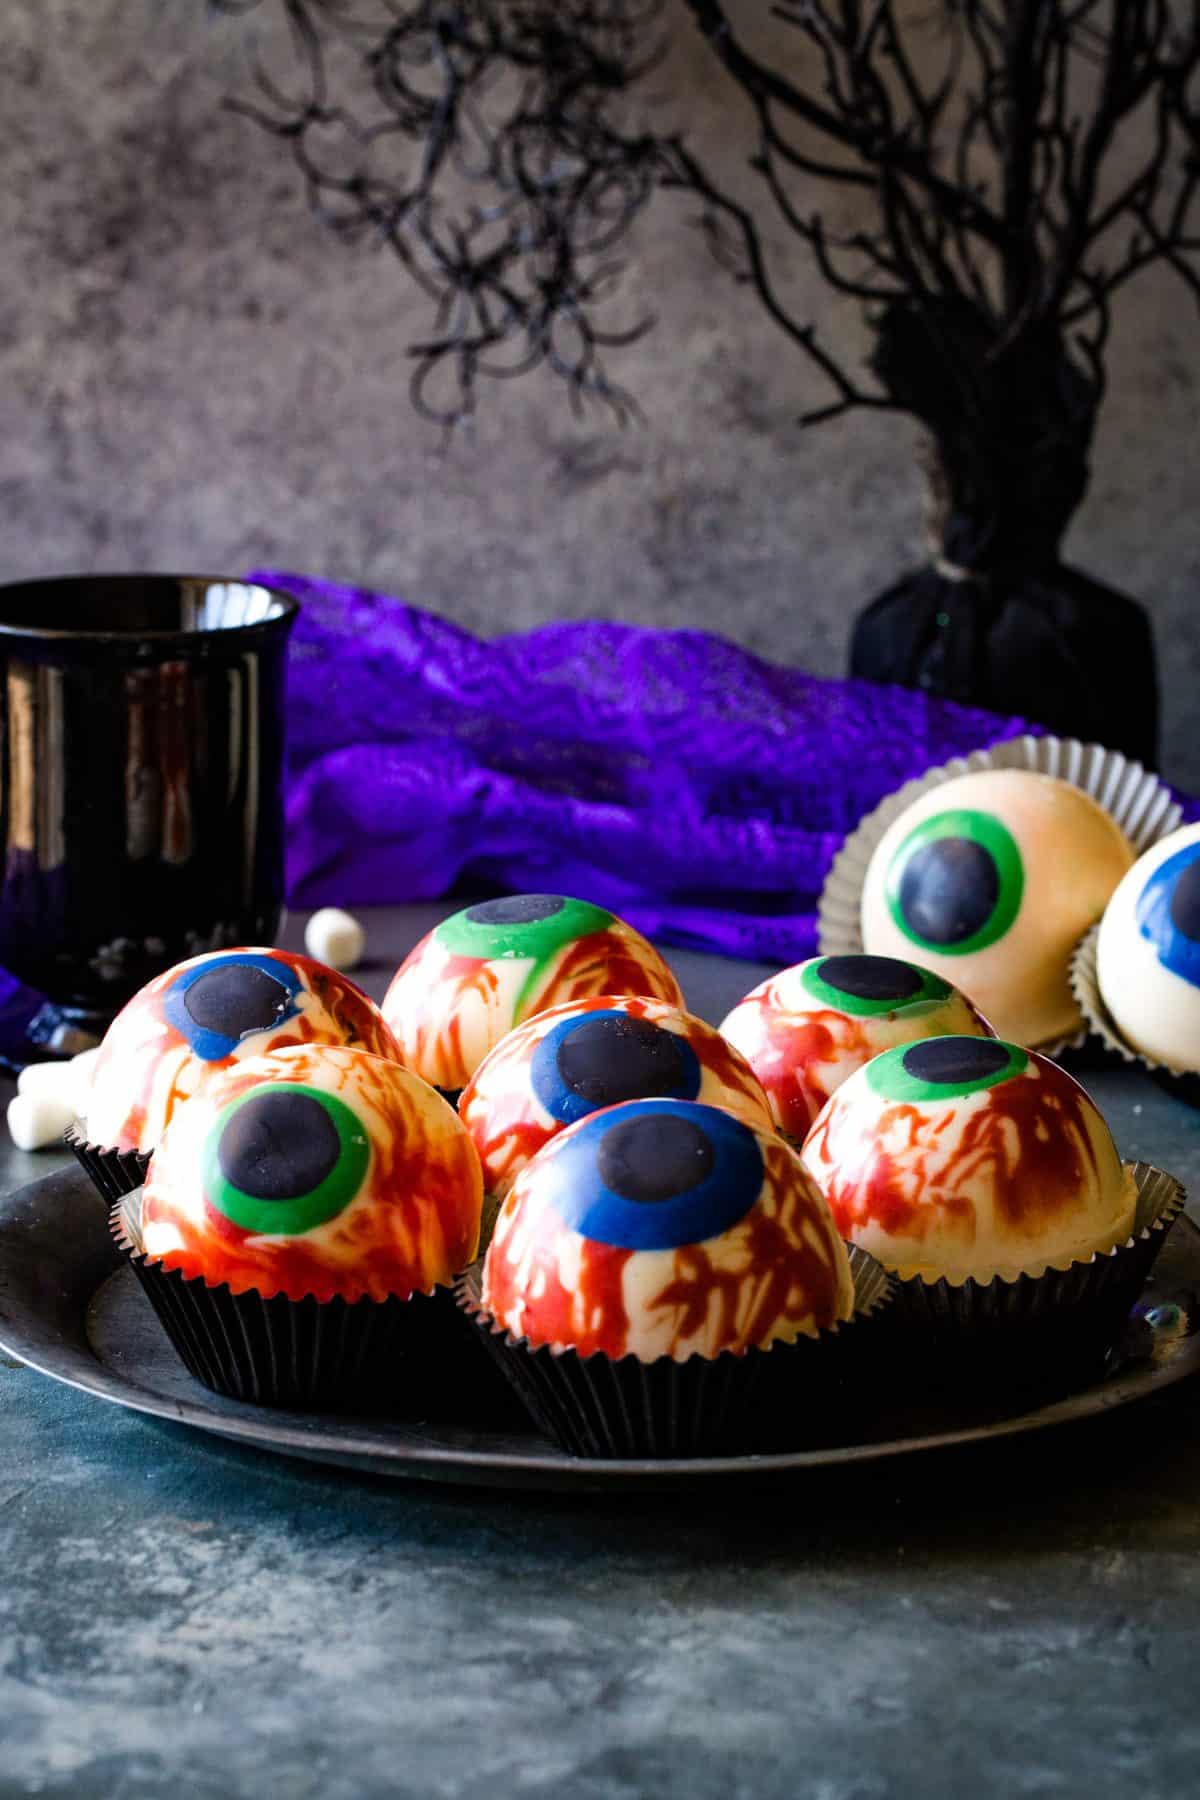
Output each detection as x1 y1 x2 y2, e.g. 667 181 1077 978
819 954 923 1002
1169 861 1200 942
466 895 564 925
557 1016 687 1106
596 1114 714 1204
901 1038 1010 1085
898 838 999 945
185 964 291 1039
218 1092 341 1200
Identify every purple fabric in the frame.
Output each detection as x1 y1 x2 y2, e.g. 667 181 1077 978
256 569 1057 966
0 967 48 1072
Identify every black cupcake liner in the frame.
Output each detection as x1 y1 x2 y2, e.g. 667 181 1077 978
111 1202 488 1414
457 1246 894 1459
67 1126 151 1207
886 1162 1185 1391
478 1189 505 1257
1071 926 1200 1109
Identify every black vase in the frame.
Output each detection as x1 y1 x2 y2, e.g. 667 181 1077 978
854 308 1160 766
849 561 1159 767
0 575 299 1046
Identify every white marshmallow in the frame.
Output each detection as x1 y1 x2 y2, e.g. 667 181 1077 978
7 1092 77 1152
304 907 366 972
16 1047 100 1120
17 1060 75 1102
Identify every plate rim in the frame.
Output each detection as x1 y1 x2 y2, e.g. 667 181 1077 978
2 1166 1199 1489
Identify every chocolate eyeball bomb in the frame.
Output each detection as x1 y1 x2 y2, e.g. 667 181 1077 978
83 948 404 1156
1096 823 1200 1071
802 1036 1135 1284
720 953 992 1142
460 996 774 1204
860 769 1134 1046
139 1043 482 1303
482 1098 854 1361
383 895 684 1093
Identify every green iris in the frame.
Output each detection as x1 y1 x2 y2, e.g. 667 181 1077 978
203 1085 371 1237
436 894 613 961
865 1037 1027 1104
435 894 616 1013
800 955 953 1018
885 808 1024 957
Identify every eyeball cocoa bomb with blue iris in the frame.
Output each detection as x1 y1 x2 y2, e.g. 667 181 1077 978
719 953 991 1142
138 1043 482 1304
481 1098 854 1363
1096 823 1200 1071
860 770 1133 1047
802 1036 1135 1284
383 895 685 1093
83 947 403 1156
459 996 774 1205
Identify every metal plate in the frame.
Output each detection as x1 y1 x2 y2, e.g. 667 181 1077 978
2 1166 1200 1491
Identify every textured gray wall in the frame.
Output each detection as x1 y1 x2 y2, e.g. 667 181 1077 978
3 2 1198 785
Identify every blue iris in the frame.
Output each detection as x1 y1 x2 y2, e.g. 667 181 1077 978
530 1008 701 1126
540 1099 764 1252
1136 842 1200 989
163 951 303 1061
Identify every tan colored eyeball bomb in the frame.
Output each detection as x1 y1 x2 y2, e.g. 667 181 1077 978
460 995 773 1205
383 895 684 1092
860 769 1134 1046
802 1036 1135 1284
1097 822 1200 1071
720 952 991 1142
483 1098 854 1361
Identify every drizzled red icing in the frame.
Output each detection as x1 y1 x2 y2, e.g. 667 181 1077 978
525 930 683 1015
383 921 684 1091
482 1127 853 1362
459 995 774 1200
85 948 403 1154
491 1236 633 1361
140 1043 482 1303
802 1052 1135 1280
732 1001 876 1139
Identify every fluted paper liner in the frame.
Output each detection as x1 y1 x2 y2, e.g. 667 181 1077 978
457 1244 894 1459
67 1125 151 1208
887 1162 1185 1384
111 1197 484 1413
818 734 1181 1058
1071 927 1200 1108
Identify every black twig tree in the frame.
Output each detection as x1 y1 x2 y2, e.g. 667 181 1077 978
215 0 1200 760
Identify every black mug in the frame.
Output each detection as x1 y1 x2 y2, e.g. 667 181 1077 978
0 575 299 1047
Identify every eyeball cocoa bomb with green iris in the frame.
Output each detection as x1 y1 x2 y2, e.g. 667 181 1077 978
383 895 684 1092
138 1043 482 1304
860 770 1133 1047
1096 823 1200 1071
719 953 991 1142
802 1036 1136 1285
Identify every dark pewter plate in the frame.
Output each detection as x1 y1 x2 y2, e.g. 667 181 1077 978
2 1165 1199 1493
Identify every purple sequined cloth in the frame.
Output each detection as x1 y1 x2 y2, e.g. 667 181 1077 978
258 570 1047 965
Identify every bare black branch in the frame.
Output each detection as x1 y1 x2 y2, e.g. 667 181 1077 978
213 0 1200 463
